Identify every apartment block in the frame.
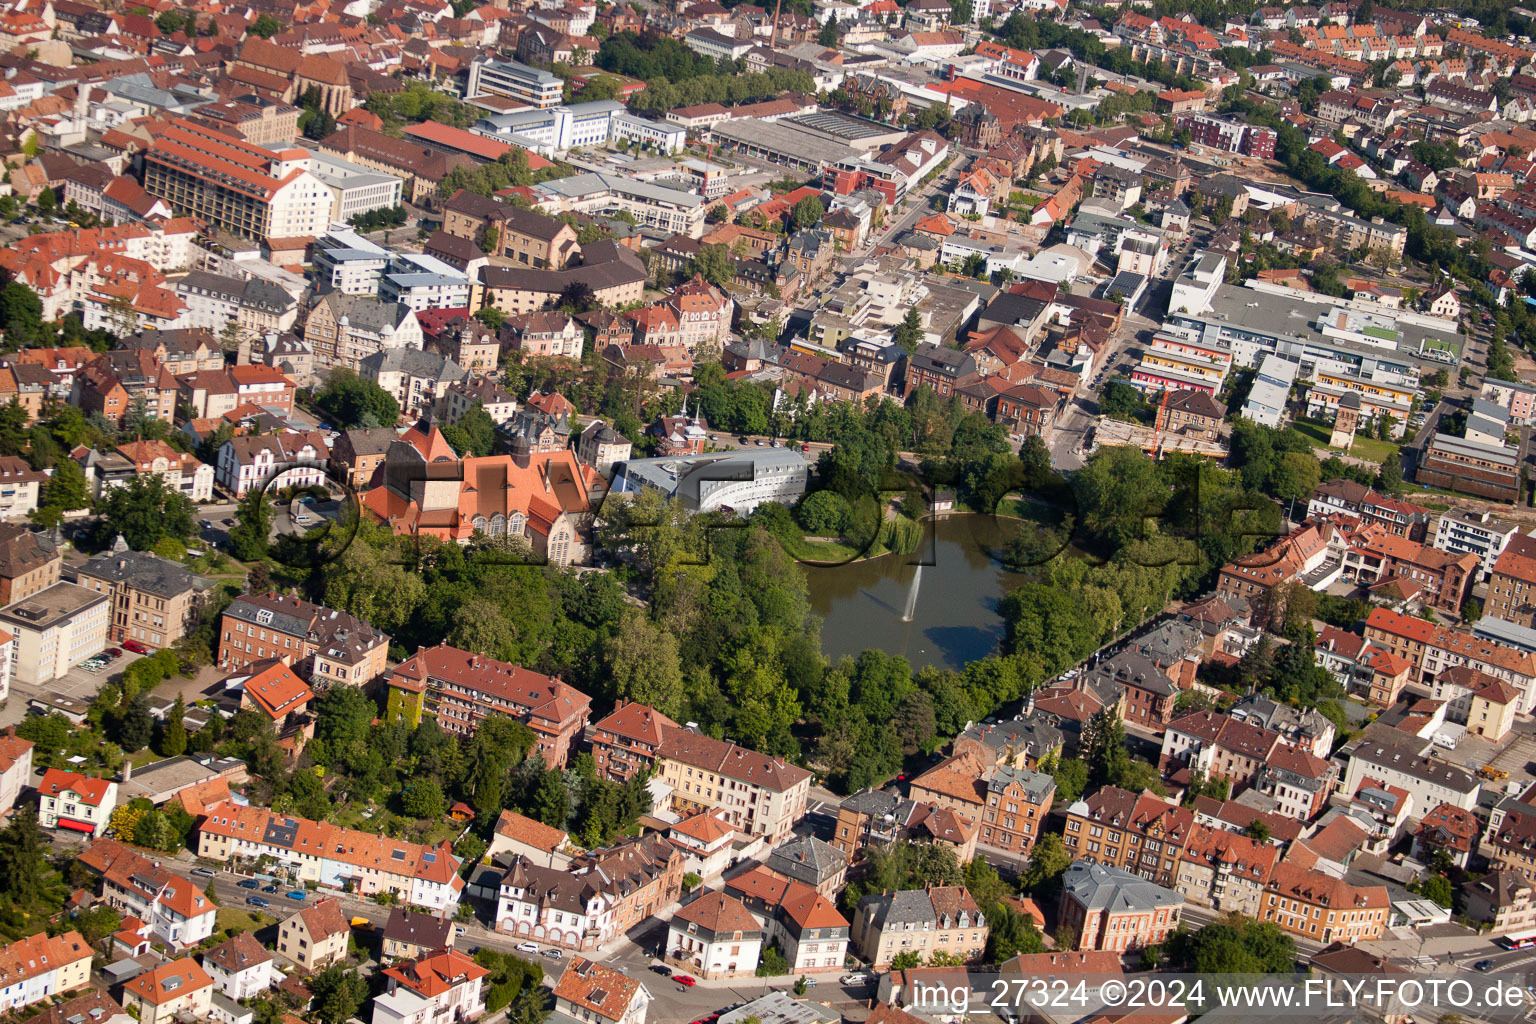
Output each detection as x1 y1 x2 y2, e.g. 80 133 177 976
77 550 202 650
143 120 333 241
589 700 679 783
496 833 684 949
656 730 812 844
1486 534 1536 628
385 644 591 768
851 886 987 968
466 57 564 108
218 591 390 686
0 582 107 686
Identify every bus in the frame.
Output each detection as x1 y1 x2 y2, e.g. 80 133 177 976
1496 928 1536 950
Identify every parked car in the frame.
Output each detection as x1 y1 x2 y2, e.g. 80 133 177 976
352 918 375 931
122 640 148 654
516 942 539 954
103 648 122 659
649 965 670 975
262 884 279 893
541 949 563 960
286 890 307 901
237 878 260 889
842 973 872 985
455 925 466 936
192 867 215 877
673 974 696 987
246 896 270 908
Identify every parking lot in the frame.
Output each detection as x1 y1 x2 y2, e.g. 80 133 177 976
0 647 147 729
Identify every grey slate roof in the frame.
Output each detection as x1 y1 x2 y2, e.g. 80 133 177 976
360 347 467 383
76 550 201 600
765 836 846 887
1062 859 1183 914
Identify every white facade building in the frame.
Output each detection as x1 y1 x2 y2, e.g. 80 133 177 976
1434 509 1524 579
0 583 108 686
215 432 330 499
611 448 808 513
37 768 117 837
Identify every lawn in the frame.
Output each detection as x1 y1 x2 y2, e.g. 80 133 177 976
216 906 270 934
1292 417 1401 463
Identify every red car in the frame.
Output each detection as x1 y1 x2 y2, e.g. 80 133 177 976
673 975 696 987
122 640 149 654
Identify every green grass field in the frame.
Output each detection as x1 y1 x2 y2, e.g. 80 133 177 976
1292 417 1401 463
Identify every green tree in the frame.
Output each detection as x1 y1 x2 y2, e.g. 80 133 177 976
531 769 569 828
604 608 684 717
1377 451 1403 493
158 695 188 757
0 281 43 343
35 187 56 216
791 196 824 230
892 308 923 356
817 19 838 45
797 490 851 535
1410 873 1453 908
249 13 284 36
228 488 272 562
118 694 154 752
689 244 735 289
0 811 47 906
309 966 368 1024
402 778 446 819
33 456 89 528
1020 832 1072 891
314 368 400 429
756 944 791 975
96 475 196 551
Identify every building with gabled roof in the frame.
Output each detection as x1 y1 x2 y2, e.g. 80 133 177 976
1061 786 1194 887
196 808 463 911
495 833 685 950
361 437 600 566
666 891 762 978
1173 824 1277 916
723 865 850 974
121 958 213 1024
0 930 91 1013
218 591 389 687
201 931 274 1001
100 842 217 948
277 898 349 971
381 909 455 962
385 644 590 767
1259 851 1388 942
487 809 570 869
851 886 987 969
656 730 812 843
552 958 649 1024
38 768 116 837
237 659 313 734
589 701 678 783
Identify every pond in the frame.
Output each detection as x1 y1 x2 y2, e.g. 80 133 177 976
805 515 1030 671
